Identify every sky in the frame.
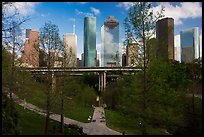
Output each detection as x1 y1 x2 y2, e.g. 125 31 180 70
6 2 202 61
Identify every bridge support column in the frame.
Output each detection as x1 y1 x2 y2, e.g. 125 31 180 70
99 71 106 92
51 72 56 93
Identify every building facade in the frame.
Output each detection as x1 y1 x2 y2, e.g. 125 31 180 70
126 44 139 67
101 16 122 67
180 27 200 63
21 29 39 67
84 16 96 67
156 17 174 60
63 33 77 67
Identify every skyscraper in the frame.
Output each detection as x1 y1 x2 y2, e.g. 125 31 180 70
21 29 39 67
101 16 121 67
63 33 77 67
84 16 96 67
156 17 174 60
180 27 200 63
126 44 139 67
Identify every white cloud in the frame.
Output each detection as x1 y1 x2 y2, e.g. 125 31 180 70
69 18 76 22
79 2 88 4
151 2 202 25
116 2 135 10
4 2 37 17
90 7 100 15
75 9 94 17
40 13 50 17
116 2 202 26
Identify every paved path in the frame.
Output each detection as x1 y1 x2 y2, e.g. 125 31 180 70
7 92 121 135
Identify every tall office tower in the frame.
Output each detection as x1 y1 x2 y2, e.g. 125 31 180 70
81 53 84 67
180 27 200 63
126 44 139 67
84 16 96 67
101 16 121 67
95 51 100 67
156 17 174 60
21 29 39 67
122 53 127 66
63 33 77 67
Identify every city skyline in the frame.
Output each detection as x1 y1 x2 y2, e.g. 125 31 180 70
7 2 202 60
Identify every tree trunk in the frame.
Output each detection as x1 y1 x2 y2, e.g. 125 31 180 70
45 53 52 135
45 72 51 135
60 90 64 134
142 6 147 110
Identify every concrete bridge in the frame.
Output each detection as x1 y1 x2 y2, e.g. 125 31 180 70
24 67 142 92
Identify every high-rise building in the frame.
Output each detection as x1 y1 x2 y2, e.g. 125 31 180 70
126 44 139 67
180 27 200 63
84 16 96 67
101 16 122 67
122 53 127 66
21 29 39 67
96 51 100 67
156 17 174 60
81 53 84 67
63 33 77 67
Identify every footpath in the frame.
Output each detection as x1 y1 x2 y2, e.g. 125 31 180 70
8 92 122 135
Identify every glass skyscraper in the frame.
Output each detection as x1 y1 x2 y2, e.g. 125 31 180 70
180 27 200 63
84 16 96 67
101 16 122 67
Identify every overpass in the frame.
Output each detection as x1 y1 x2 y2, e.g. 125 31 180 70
24 67 142 92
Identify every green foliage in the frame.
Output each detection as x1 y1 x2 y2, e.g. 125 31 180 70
2 94 20 135
2 47 12 86
15 104 87 135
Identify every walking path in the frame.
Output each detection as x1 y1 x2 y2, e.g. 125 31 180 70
7 92 121 135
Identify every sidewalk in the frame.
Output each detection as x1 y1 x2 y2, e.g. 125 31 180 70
9 92 121 135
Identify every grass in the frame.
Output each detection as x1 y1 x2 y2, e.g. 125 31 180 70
15 103 52 135
14 79 94 123
15 103 86 135
105 109 169 135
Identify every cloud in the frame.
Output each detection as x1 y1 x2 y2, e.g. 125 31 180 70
116 2 135 10
79 2 88 4
4 2 38 17
75 9 94 17
116 2 202 26
151 2 202 25
90 7 100 15
40 13 50 17
69 18 76 22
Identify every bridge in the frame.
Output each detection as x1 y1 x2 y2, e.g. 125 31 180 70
24 67 142 92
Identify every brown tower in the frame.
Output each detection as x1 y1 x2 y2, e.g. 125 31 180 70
156 18 174 60
22 29 39 67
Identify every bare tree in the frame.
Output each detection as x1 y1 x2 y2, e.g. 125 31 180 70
2 2 30 99
40 21 62 134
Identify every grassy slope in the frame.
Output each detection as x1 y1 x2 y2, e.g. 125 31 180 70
105 109 169 135
15 80 94 123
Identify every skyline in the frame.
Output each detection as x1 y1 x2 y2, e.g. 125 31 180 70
6 2 202 60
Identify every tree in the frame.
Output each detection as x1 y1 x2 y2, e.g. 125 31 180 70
124 2 164 134
2 3 29 134
40 21 63 134
124 2 164 108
